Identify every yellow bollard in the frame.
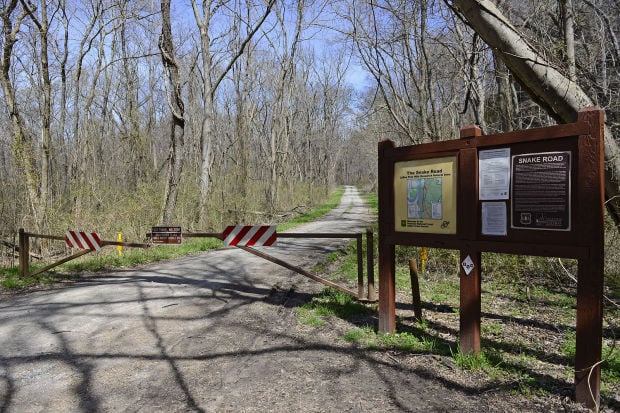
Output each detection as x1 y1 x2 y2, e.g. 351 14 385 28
420 247 428 273
117 232 123 256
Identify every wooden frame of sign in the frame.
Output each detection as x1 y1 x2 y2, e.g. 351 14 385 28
377 107 604 409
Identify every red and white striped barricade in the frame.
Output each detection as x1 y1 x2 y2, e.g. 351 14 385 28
65 231 102 251
222 225 277 247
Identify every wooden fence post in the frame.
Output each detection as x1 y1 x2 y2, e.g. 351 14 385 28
378 139 397 333
19 228 29 277
357 234 364 299
409 258 422 322
573 107 605 409
366 228 375 301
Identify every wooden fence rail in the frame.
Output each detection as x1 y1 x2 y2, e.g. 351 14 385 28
18 228 150 278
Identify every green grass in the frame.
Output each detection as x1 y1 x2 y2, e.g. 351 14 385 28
364 192 378 213
560 329 620 397
601 345 620 395
0 266 59 289
341 324 446 354
481 321 504 337
297 288 371 327
451 347 494 371
381 331 443 353
299 189 620 404
343 326 381 349
560 330 577 361
297 306 328 327
343 326 371 342
426 280 460 306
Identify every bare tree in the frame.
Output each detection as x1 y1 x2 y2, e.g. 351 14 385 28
67 0 106 211
346 0 471 143
448 0 620 225
264 0 304 211
119 0 146 189
190 0 275 227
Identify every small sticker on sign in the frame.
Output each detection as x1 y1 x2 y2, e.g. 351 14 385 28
462 255 475 275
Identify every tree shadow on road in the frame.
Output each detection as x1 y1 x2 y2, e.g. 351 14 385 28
0 259 604 412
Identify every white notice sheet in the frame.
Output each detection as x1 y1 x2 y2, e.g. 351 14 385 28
479 148 510 200
482 202 507 236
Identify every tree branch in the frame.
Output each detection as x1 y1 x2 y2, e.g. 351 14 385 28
212 0 275 95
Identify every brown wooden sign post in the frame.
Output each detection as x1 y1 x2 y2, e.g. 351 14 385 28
377 107 605 409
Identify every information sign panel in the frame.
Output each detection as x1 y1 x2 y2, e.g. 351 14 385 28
479 148 510 200
151 226 182 244
393 156 457 234
511 151 571 231
481 202 507 236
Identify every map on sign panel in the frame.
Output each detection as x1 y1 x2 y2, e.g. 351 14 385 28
407 178 443 220
394 155 456 234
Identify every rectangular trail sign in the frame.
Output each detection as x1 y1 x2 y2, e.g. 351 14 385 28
511 151 571 231
151 226 182 244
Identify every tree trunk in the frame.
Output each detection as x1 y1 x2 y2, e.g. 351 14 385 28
560 0 576 82
0 2 43 231
36 1 52 220
69 1 104 212
120 2 144 190
492 49 515 132
22 0 53 229
451 0 620 225
58 1 69 198
159 0 186 225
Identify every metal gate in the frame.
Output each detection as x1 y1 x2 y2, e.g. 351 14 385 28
16 228 376 301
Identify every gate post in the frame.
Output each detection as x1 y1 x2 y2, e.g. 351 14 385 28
356 234 364 299
573 107 605 409
459 249 481 354
19 228 29 277
458 125 482 354
378 139 397 333
378 242 396 333
366 228 375 301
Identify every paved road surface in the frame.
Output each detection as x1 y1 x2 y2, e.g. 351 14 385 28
1 186 543 412
0 186 382 412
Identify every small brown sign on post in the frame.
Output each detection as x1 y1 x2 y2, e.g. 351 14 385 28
377 107 605 409
151 226 182 244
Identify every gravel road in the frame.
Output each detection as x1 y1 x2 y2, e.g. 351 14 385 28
0 187 587 412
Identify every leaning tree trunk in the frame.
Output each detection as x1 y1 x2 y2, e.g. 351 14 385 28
451 0 620 226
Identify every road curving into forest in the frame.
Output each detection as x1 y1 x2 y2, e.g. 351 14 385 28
0 186 581 412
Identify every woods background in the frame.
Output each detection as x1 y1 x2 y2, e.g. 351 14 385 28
0 0 618 269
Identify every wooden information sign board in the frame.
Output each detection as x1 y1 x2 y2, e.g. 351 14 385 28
377 107 604 409
151 226 182 244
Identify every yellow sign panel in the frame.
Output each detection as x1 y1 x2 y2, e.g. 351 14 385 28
394 156 457 234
